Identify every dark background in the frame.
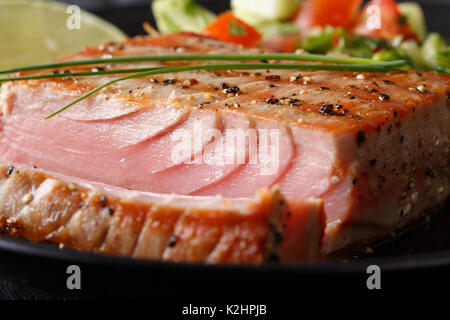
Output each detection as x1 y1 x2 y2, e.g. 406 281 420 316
61 0 229 35
60 0 450 38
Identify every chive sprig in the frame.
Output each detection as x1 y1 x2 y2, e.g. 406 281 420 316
0 53 383 76
44 60 406 119
0 53 408 119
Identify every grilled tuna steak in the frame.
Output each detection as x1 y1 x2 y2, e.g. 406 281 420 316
0 164 325 263
0 32 449 257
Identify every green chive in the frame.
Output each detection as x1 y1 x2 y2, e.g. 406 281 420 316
45 60 407 119
0 67 165 83
0 53 382 75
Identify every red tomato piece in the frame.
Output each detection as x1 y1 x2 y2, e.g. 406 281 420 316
293 0 363 33
355 0 417 41
203 11 262 47
263 34 299 53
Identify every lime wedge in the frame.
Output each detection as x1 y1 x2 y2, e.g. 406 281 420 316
0 0 125 68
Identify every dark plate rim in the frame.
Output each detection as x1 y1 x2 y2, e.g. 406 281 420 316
2 235 450 274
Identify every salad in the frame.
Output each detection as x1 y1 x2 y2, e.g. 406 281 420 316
151 0 449 74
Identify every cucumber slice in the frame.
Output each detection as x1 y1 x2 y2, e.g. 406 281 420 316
399 39 425 67
152 0 216 34
372 49 402 62
398 2 427 41
421 33 448 69
231 0 301 21
255 22 299 41
232 6 268 27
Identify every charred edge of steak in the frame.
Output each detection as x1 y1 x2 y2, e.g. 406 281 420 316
0 164 292 264
263 193 287 263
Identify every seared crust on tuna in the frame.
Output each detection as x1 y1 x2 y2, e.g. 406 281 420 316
0 164 325 263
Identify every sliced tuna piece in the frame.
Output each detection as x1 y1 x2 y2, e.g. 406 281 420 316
0 32 449 257
0 164 325 263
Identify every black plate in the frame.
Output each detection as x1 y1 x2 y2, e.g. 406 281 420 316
1 0 450 300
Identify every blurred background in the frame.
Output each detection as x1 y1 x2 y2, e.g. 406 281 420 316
60 0 449 37
59 0 228 35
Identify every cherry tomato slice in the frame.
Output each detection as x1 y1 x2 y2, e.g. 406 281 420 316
293 0 363 33
203 11 262 47
355 0 417 41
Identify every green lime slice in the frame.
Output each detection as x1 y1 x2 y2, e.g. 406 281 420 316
0 0 125 68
